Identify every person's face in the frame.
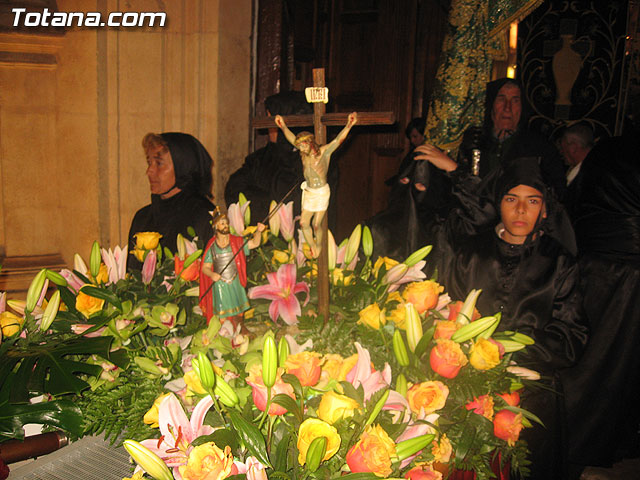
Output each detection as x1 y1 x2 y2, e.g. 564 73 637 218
408 128 425 148
146 144 176 195
559 137 579 166
500 184 546 244
297 141 311 154
215 218 230 234
491 83 522 135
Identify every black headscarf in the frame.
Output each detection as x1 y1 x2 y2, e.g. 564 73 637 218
496 157 576 255
483 78 531 136
160 132 213 200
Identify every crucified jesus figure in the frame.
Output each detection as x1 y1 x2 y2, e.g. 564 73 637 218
275 111 358 257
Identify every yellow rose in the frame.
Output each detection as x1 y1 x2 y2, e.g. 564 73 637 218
358 303 386 330
407 381 449 415
469 338 502 370
331 267 354 286
373 256 399 278
297 418 341 466
432 434 452 463
134 232 162 250
0 311 24 337
317 391 361 424
339 354 359 380
272 249 293 267
132 248 146 263
321 353 345 381
143 393 171 428
402 280 444 314
386 304 406 330
75 286 105 317
95 263 109 284
178 443 234 480
385 291 404 306
346 424 396 477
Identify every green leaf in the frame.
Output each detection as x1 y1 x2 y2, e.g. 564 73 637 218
414 324 435 359
228 409 272 468
282 373 303 399
9 336 113 402
340 381 364 407
273 431 291 472
192 428 239 452
272 393 302 423
0 399 83 442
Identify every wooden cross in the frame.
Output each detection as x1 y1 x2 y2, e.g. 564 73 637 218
252 68 395 320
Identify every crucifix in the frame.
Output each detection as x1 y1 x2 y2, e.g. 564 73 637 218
252 68 395 319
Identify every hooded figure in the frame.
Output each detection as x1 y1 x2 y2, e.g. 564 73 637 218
457 78 567 202
427 157 587 480
128 132 216 269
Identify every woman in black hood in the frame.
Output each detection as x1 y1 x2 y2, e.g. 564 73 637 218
415 146 588 480
127 132 216 269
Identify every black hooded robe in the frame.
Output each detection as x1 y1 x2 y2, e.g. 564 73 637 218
432 161 587 480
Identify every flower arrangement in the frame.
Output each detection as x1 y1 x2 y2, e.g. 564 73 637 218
0 197 540 480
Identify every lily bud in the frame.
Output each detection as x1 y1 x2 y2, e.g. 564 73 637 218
382 263 408 285
365 389 390 426
305 436 327 472
396 373 408 397
278 336 290 367
193 352 215 391
393 330 410 367
239 192 251 226
262 334 277 388
395 433 436 461
327 229 337 271
404 245 432 267
456 289 482 325
268 201 280 237
89 241 101 278
45 269 68 287
73 253 88 274
451 315 499 343
344 224 362 267
176 233 187 260
182 249 202 271
123 440 173 480
40 290 60 331
405 303 423 353
214 374 239 407
142 250 157 285
362 225 373 257
26 269 47 314
184 286 199 296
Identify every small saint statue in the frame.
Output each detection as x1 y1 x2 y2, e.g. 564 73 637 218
275 111 358 257
199 208 265 332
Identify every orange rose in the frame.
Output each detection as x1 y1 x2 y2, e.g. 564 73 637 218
178 443 234 480
493 409 524 446
433 320 458 340
407 381 449 415
465 394 495 420
403 280 444 314
429 339 468 379
469 338 504 371
345 425 396 477
75 286 105 317
447 300 481 323
174 257 200 281
498 391 520 406
405 462 443 480
246 364 295 415
285 351 322 387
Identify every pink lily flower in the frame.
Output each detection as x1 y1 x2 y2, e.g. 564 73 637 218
228 201 249 235
234 456 268 480
0 291 5 313
101 245 128 284
387 260 427 292
278 201 295 242
59 269 85 293
336 239 358 270
140 393 215 479
346 342 392 401
71 323 106 337
248 263 309 325
142 250 157 285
